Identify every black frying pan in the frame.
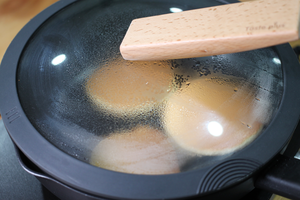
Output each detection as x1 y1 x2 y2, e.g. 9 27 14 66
1 0 300 199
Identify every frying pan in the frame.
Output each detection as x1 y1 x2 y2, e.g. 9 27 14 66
1 0 300 200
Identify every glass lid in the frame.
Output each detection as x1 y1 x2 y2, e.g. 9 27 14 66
17 0 283 175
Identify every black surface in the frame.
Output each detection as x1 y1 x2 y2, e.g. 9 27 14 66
255 155 300 200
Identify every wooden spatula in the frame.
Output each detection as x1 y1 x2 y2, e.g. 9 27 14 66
120 0 300 61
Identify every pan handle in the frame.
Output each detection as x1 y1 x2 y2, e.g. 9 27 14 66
254 117 300 200
14 145 106 200
255 154 300 200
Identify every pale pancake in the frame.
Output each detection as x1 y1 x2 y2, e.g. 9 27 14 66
163 77 265 155
85 56 173 115
90 126 180 175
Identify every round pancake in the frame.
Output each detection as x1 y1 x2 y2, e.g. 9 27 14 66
85 56 173 115
90 126 180 175
163 77 265 155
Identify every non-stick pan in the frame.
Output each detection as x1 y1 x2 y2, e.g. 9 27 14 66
1 0 300 200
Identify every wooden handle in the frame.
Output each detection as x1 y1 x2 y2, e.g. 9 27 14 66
120 0 300 61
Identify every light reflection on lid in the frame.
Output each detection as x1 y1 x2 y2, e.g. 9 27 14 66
207 121 223 137
272 57 281 65
51 54 66 66
169 7 183 13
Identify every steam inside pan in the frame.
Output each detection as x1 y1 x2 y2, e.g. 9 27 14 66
17 0 283 175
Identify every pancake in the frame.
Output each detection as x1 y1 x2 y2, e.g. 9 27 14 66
85 56 173 115
163 77 266 155
90 126 180 175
